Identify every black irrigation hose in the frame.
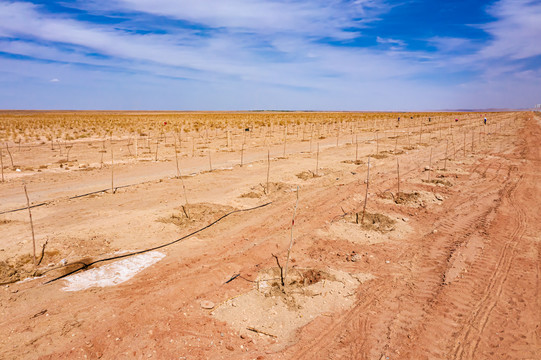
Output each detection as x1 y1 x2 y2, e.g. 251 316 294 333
43 201 273 285
0 201 49 215
0 183 140 215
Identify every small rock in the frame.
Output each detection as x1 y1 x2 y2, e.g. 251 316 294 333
200 300 215 309
435 193 443 201
351 254 362 262
226 345 234 351
385 260 391 264
433 229 438 234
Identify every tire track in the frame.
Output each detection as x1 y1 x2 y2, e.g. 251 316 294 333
283 281 386 359
452 174 525 360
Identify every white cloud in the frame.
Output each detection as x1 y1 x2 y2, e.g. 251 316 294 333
479 0 541 60
376 36 405 47
73 0 387 39
50 78 60 82
0 0 424 89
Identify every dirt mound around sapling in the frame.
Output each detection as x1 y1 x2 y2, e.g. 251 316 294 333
380 191 422 205
0 251 53 284
368 153 388 159
379 190 443 207
160 203 237 228
295 170 320 180
239 182 290 199
344 211 396 233
212 267 374 346
422 178 453 187
341 160 363 165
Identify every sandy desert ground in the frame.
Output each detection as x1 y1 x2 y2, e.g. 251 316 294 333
0 111 539 359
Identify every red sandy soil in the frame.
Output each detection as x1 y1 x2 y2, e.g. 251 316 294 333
0 112 540 359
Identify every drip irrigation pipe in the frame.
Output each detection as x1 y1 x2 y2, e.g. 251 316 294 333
0 183 139 215
43 201 272 285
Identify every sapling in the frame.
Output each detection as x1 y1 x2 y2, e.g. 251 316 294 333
0 147 4 182
23 185 37 268
282 185 300 288
316 142 319 176
265 149 270 195
110 138 114 193
360 157 370 224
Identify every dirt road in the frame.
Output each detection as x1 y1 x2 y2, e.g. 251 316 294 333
0 112 539 359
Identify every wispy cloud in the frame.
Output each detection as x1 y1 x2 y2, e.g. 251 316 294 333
480 0 541 60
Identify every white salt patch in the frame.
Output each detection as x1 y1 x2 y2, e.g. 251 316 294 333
62 251 165 292
17 275 45 284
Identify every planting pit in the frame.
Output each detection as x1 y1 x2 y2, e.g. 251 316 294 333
159 202 237 228
378 190 444 207
295 170 320 180
341 160 363 165
239 182 291 199
344 211 396 233
211 267 374 347
422 178 453 187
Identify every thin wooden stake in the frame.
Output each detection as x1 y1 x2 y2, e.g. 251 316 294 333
316 142 319 176
444 139 448 170
208 150 212 171
310 124 314 153
283 185 300 288
174 136 180 178
463 132 466 157
135 134 138 159
376 132 379 154
283 125 287 157
0 147 4 182
178 164 190 219
24 185 37 268
111 139 114 193
155 137 159 161
428 148 432 181
5 143 14 167
397 158 400 198
355 135 359 162
265 149 270 195
361 157 370 224
240 143 244 167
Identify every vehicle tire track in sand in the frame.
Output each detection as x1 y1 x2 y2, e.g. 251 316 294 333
452 174 525 360
287 282 385 360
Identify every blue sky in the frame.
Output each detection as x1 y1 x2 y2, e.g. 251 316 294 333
0 0 540 110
